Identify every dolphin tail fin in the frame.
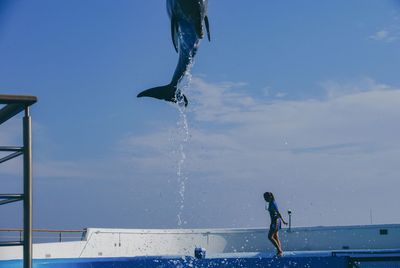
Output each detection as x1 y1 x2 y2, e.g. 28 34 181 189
137 84 188 107
204 15 211 41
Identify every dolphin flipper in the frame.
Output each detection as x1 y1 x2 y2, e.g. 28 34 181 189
204 16 211 41
171 16 179 53
137 84 188 106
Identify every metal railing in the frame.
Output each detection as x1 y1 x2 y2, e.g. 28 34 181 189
0 229 86 244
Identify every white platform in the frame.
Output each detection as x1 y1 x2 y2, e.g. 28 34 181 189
1 224 399 260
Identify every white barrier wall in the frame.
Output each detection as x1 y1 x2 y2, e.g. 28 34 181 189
1 224 399 260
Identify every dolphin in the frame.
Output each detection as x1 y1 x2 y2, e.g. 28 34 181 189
137 0 211 107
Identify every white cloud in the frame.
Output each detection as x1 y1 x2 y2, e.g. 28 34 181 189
34 159 105 179
369 13 400 43
275 92 288 98
370 30 390 41
320 77 390 98
369 26 400 43
4 78 399 228
117 77 400 226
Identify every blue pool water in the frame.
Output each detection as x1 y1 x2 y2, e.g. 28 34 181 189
1 250 399 267
0 254 349 268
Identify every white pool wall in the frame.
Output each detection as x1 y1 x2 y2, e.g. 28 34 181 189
1 224 399 260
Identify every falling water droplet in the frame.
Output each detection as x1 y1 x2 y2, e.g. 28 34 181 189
175 60 194 227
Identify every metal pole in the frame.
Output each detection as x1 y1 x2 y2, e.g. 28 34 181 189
23 107 32 268
288 210 292 232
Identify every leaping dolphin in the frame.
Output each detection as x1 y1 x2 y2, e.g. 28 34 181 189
137 0 211 107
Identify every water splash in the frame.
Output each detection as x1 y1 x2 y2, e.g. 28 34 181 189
175 60 194 227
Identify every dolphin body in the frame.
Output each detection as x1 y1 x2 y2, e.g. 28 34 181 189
137 0 210 106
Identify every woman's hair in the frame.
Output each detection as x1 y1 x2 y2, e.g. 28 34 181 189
263 192 275 202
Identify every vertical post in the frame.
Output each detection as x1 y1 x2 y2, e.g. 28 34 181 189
288 210 292 232
23 107 32 268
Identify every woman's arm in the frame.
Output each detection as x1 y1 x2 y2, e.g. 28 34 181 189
278 212 288 225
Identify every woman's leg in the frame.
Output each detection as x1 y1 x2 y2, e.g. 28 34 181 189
273 232 283 256
268 230 280 254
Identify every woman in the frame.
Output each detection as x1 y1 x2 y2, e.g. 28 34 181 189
263 192 288 257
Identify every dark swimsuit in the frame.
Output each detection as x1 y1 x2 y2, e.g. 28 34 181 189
268 201 282 233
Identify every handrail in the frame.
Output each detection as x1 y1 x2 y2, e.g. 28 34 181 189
0 229 86 243
0 229 84 233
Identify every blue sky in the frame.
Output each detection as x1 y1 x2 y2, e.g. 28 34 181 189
1 0 400 231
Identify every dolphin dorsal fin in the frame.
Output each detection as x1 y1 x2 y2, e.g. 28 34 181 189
204 15 211 41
